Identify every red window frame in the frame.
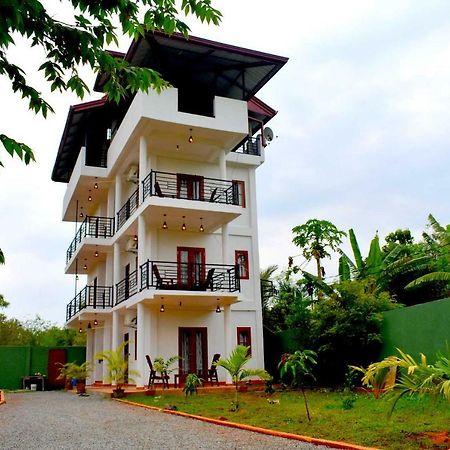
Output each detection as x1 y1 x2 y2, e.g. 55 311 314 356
232 180 246 207
237 327 252 355
235 250 249 280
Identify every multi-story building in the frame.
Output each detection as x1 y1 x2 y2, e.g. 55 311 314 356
52 32 287 387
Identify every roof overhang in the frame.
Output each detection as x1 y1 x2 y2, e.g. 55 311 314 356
95 31 288 101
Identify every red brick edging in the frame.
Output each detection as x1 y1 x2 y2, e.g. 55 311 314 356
0 390 6 405
114 398 378 450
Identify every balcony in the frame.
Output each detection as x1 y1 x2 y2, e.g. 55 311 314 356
140 260 240 293
66 285 113 322
66 216 115 264
117 188 139 231
142 170 243 206
232 136 260 156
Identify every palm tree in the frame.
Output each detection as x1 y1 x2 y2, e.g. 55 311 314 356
215 345 271 410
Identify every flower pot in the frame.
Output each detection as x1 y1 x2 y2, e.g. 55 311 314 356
64 378 72 391
76 381 86 394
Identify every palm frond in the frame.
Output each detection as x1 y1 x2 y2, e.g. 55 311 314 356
301 271 335 296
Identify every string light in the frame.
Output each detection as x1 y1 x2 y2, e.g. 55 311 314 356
160 304 165 312
188 128 193 143
181 215 186 231
162 214 168 230
94 182 98 189
93 318 98 326
199 217 204 232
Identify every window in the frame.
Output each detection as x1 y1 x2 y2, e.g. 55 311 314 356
232 180 245 207
237 327 252 355
235 250 249 280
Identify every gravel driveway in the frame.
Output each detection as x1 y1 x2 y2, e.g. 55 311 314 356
0 392 330 450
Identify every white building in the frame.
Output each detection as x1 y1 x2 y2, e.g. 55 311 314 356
52 32 287 387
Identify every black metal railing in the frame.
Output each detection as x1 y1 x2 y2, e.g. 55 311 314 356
66 285 113 321
233 137 260 156
140 260 240 292
115 269 138 305
116 188 139 231
142 170 243 206
66 216 115 264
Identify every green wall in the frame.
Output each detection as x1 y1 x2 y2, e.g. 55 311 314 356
0 346 86 390
381 298 450 361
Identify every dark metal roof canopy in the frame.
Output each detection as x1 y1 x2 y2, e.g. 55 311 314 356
53 33 287 183
95 31 288 101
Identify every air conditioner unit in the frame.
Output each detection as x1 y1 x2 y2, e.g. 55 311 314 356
125 238 138 253
126 165 139 184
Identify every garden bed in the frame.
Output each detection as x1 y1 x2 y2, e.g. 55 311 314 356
125 389 450 450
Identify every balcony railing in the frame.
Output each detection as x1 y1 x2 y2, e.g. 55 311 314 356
233 137 260 156
142 170 243 206
66 285 113 321
261 279 275 305
66 216 115 264
117 188 139 231
115 269 138 305
140 260 240 293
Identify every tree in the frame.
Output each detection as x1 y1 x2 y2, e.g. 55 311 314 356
215 345 271 410
279 349 317 422
0 0 221 164
292 219 346 280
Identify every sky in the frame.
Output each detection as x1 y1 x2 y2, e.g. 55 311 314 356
0 0 449 324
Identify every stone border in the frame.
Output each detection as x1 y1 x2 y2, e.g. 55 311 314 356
0 390 6 405
115 398 378 450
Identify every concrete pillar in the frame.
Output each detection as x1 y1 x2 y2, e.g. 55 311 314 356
86 328 93 385
138 215 146 289
139 136 148 203
102 317 112 383
223 304 232 384
115 174 122 214
112 310 120 351
219 150 226 179
221 223 229 265
136 302 146 388
113 243 121 289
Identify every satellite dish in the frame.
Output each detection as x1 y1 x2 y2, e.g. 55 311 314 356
263 127 274 142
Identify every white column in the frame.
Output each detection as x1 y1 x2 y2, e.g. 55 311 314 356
115 174 122 214
139 136 148 203
223 304 232 384
113 242 121 288
112 310 120 351
248 167 265 369
136 302 146 388
102 317 112 383
221 224 229 265
86 328 93 385
219 150 226 179
138 215 146 289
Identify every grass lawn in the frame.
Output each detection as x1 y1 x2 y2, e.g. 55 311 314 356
126 389 450 449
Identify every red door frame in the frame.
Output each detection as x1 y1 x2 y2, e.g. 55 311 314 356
178 327 208 376
177 247 206 288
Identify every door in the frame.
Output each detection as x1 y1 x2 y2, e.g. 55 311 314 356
177 174 204 201
177 247 205 289
178 328 208 376
47 349 67 389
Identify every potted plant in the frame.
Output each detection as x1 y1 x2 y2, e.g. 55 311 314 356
65 362 92 394
57 362 77 391
153 355 180 378
96 343 139 398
